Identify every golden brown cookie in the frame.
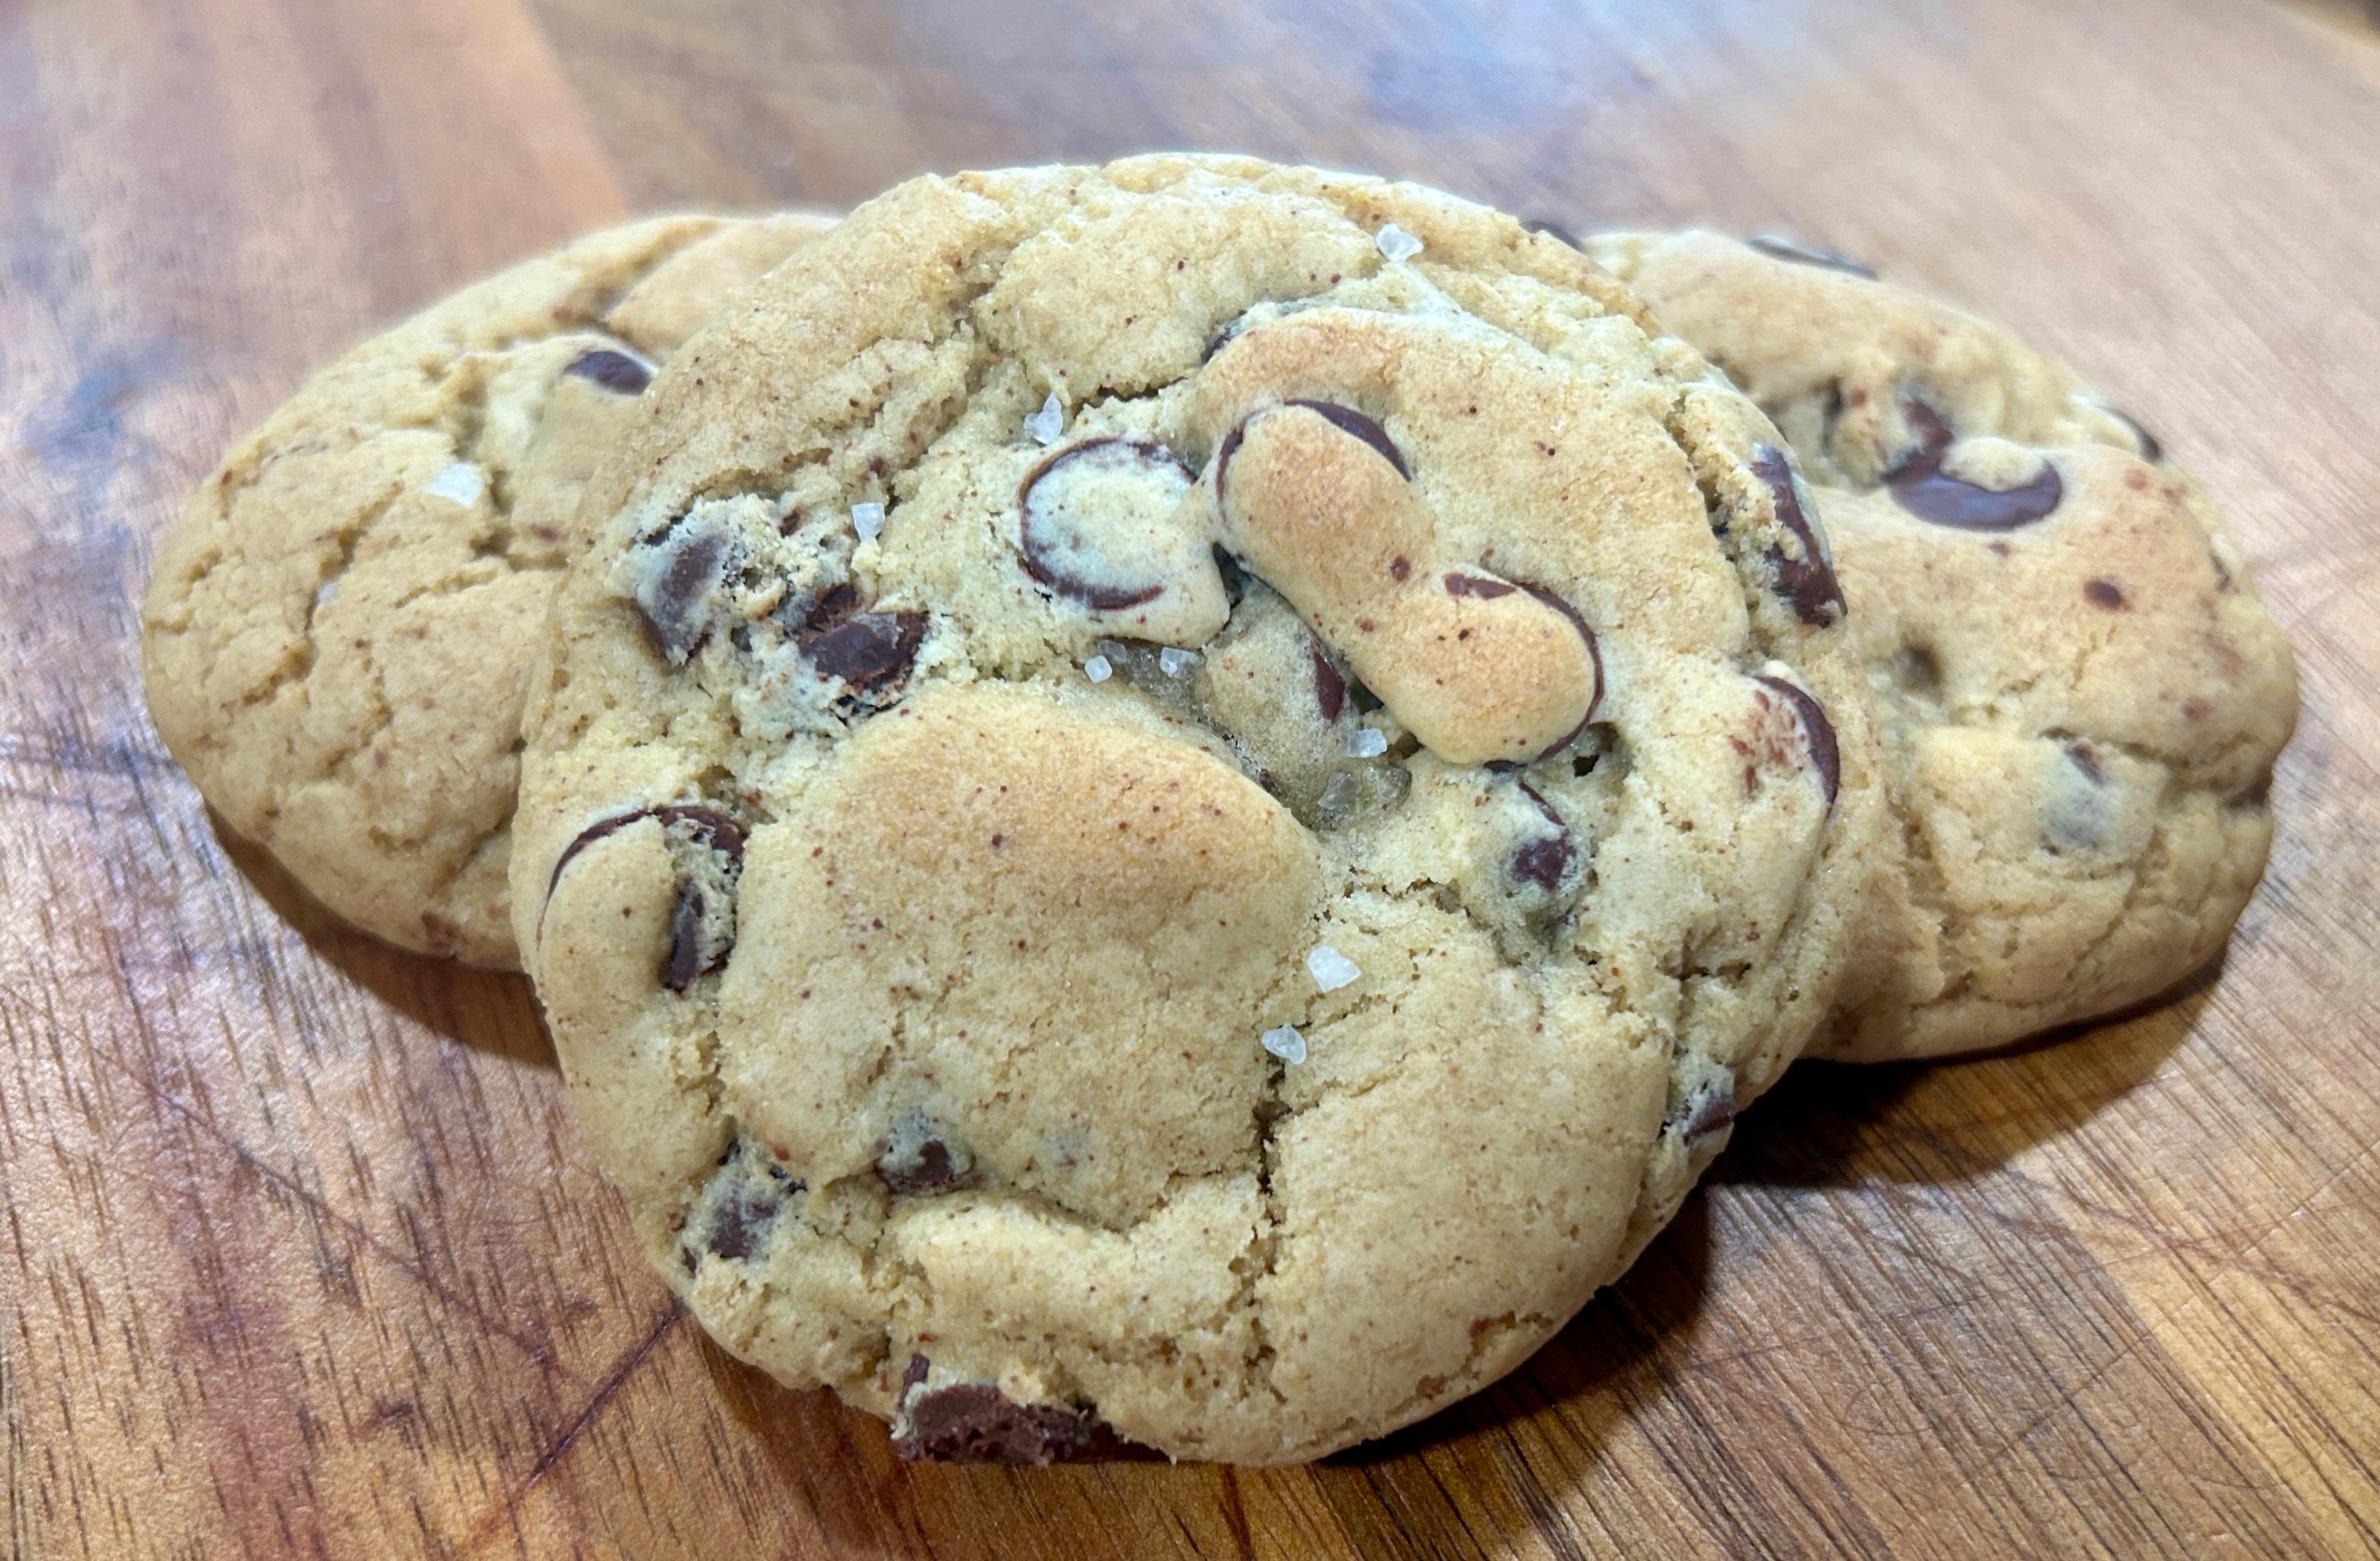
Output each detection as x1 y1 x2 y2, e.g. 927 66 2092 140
1589 230 2297 1059
142 211 836 966
513 159 1886 1463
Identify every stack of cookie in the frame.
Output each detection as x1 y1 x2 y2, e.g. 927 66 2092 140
141 156 2295 1466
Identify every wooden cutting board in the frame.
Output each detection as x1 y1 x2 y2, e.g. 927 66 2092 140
5 0 2377 1554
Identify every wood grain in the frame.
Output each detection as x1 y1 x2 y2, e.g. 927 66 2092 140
5 0 2377 1555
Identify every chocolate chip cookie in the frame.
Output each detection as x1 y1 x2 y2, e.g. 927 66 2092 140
514 158 1885 1462
142 211 837 966
1589 230 2296 1060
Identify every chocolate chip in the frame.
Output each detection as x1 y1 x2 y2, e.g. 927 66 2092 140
1744 233 1878 280
801 610 926 690
1509 782 1576 892
1886 404 2063 531
1672 1080 1738 1148
634 522 733 664
1443 572 1518 601
876 1112 979 1195
1750 444 1844 625
1211 424 1246 508
1211 544 1250 607
893 1369 1148 1464
664 886 713 992
1521 218 1583 250
2083 578 2126 610
2065 740 2107 786
1310 642 1348 724
1752 675 1840 807
1017 438 1194 610
2105 406 2164 464
564 348 653 396
1515 584 1604 765
878 1139 972 1195
705 1187 780 1261
1282 400 1410 479
547 803 748 902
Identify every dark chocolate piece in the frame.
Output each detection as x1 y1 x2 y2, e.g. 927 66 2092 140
1744 233 1878 280
705 1187 779 1261
802 610 927 689
1310 642 1348 724
2083 578 2126 610
1443 571 1518 601
546 803 747 902
1750 443 1844 625
1283 400 1409 479
1509 784 1576 893
1673 1080 1738 1147
1016 438 1191 610
1886 403 2063 531
2104 406 2164 464
564 347 654 396
1752 675 1841 807
636 524 732 664
1520 218 1583 250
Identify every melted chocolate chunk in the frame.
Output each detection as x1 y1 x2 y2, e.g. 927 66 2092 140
1211 423 1246 507
2106 406 2164 464
1310 642 1348 723
1283 400 1410 479
1520 218 1583 250
664 885 712 992
1752 675 1841 807
802 610 927 691
1443 571 1518 600
564 348 653 396
1750 443 1844 625
1673 1081 1738 1147
877 1138 974 1195
1510 783 1576 893
894 1367 1147 1464
1211 544 1250 607
2083 578 2126 610
705 1187 780 1261
546 803 748 902
1886 403 2063 531
1016 438 1188 610
636 524 732 664
1514 584 1604 766
1744 233 1879 280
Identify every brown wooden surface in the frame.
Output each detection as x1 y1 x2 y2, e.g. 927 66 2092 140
5 0 2379 1556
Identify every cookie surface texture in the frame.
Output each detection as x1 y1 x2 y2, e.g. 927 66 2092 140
1591 231 2297 1060
516 158 1883 1463
142 211 838 967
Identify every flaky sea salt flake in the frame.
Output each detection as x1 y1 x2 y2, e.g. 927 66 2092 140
1343 726 1389 758
426 462 485 507
1158 647 1199 678
1260 1025 1307 1065
851 501 885 541
1375 223 1423 264
1085 654 1113 683
1025 391 1066 445
1307 945 1360 992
